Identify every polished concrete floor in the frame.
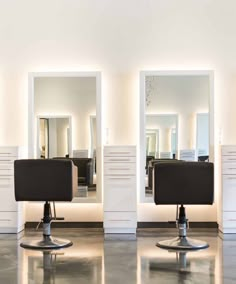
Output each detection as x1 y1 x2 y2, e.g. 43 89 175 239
0 228 235 283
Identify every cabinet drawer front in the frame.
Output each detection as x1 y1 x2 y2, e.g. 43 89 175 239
104 163 136 175
0 169 14 176
0 177 13 188
222 155 236 162
104 156 136 163
104 212 136 228
104 177 136 211
222 146 236 156
0 188 17 211
104 176 136 186
104 146 136 157
223 176 236 211
222 212 236 228
0 147 18 157
222 163 236 174
0 212 17 228
0 157 15 165
223 212 236 221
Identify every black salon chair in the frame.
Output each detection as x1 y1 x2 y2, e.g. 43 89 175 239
54 157 93 186
70 158 93 186
147 159 180 192
146 155 155 174
154 161 214 250
198 155 209 162
14 159 77 250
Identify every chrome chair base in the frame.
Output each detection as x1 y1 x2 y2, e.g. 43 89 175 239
156 236 209 251
20 235 73 250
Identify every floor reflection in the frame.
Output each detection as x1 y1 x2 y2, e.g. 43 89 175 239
27 251 102 284
1 229 236 283
141 251 215 284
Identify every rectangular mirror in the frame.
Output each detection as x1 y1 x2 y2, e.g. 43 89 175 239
140 71 214 202
29 72 102 203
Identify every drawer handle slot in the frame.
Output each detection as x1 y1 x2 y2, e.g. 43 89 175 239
108 159 131 162
108 168 130 170
107 177 131 180
0 219 11 221
109 152 131 154
108 219 130 222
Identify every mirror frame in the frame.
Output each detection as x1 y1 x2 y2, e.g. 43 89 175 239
28 71 102 203
139 70 214 203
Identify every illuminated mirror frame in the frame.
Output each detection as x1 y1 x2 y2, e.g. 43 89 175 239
28 71 102 203
139 70 214 203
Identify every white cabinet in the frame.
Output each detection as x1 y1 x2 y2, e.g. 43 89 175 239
219 145 236 233
0 146 25 233
103 146 137 234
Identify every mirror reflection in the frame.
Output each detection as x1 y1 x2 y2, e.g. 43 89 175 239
146 114 178 159
196 113 209 161
38 116 71 159
142 72 211 200
32 74 100 202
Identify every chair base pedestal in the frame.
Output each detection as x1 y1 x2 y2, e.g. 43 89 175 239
156 236 209 251
20 235 73 250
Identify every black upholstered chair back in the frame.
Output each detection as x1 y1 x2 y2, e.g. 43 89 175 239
198 155 209 162
148 159 180 190
54 157 93 186
70 158 93 185
154 161 214 205
146 155 155 174
14 159 77 202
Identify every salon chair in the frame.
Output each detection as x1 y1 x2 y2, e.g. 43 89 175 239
146 155 155 174
154 161 214 250
147 159 180 193
71 158 93 186
14 159 77 250
54 157 93 186
198 155 209 162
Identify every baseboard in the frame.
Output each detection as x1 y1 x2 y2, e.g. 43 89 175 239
137 222 218 229
25 222 103 229
25 221 218 229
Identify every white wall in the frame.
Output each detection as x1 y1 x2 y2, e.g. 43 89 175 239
1 0 235 222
